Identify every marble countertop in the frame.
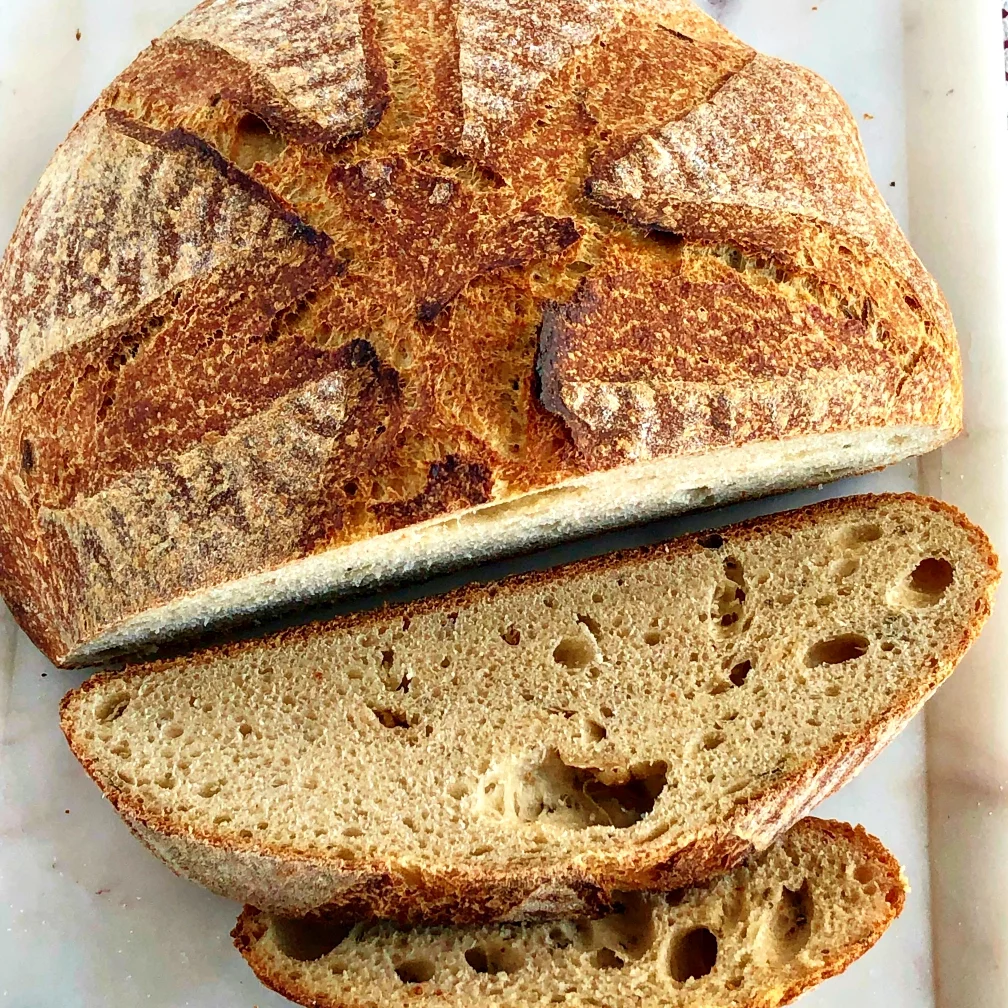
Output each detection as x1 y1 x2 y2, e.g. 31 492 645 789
1 2 1006 1006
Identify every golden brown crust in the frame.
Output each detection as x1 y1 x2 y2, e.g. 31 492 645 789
60 493 999 924
536 238 957 466
454 0 614 157
570 52 962 464
154 0 391 146
0 108 347 659
586 53 952 332
229 817 908 1008
1 0 963 666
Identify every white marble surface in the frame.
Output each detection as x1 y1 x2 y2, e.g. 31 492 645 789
907 4 1008 1007
0 1 1001 1006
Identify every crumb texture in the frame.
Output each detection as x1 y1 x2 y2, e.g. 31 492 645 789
233 818 907 1008
61 494 998 921
0 0 961 665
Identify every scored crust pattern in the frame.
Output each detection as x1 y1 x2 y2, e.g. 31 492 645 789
0 0 961 663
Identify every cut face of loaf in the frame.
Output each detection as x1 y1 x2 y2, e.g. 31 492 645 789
61 494 998 923
0 0 962 668
233 819 907 1008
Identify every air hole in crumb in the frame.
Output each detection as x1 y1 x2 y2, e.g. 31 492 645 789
501 626 521 646
831 557 859 580
553 635 596 669
805 634 869 667
668 927 718 982
600 705 614 719
371 707 409 729
239 723 253 737
592 948 625 969
729 660 752 687
824 684 841 697
592 592 604 603
272 918 351 962
698 533 724 549
162 723 183 739
198 782 221 799
578 613 602 639
881 641 895 652
464 946 490 973
464 942 523 975
854 864 876 885
644 630 662 646
343 827 363 838
908 557 954 601
703 731 725 751
711 558 746 636
837 523 883 547
581 893 656 962
582 719 607 743
772 881 813 960
482 751 666 829
96 692 131 724
381 649 394 670
548 927 572 949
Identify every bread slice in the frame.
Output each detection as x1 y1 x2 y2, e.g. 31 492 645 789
232 818 907 1008
1 0 962 669
61 494 997 923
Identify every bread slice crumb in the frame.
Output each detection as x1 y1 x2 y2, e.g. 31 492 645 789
60 493 998 923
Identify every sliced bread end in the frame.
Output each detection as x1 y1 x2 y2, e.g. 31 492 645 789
232 817 907 1008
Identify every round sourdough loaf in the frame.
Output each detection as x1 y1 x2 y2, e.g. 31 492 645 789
0 0 961 665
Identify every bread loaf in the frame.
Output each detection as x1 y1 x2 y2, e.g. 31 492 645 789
60 494 997 923
233 818 907 1008
0 0 961 667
